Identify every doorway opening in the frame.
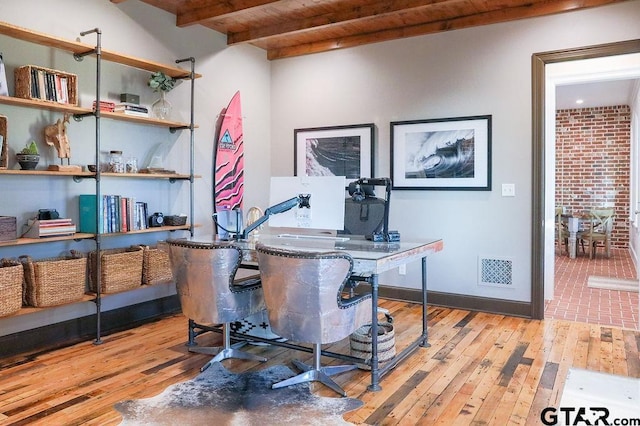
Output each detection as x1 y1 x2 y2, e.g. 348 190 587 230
531 40 640 326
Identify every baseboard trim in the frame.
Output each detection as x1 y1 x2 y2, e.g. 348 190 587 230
369 285 532 318
0 295 181 358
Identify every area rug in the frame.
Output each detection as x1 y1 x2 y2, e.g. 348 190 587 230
587 275 638 292
115 363 363 425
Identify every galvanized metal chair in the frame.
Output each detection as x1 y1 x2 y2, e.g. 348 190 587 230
256 243 372 397
167 239 267 372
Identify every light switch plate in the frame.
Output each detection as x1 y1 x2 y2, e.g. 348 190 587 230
502 183 515 197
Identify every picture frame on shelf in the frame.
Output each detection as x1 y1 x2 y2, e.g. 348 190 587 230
390 115 492 191
294 123 374 179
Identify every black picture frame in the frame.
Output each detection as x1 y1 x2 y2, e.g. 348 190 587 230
294 123 374 179
390 115 492 190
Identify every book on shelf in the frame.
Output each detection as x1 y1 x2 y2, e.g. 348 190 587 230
24 218 76 238
113 109 149 118
92 100 116 112
79 194 148 234
114 102 149 113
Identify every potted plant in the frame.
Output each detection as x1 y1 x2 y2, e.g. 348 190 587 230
16 140 39 170
148 71 176 120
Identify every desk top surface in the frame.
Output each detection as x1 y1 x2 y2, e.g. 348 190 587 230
186 232 444 274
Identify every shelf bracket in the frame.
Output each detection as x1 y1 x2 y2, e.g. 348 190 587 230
72 175 84 183
74 48 97 62
73 112 95 122
169 125 190 133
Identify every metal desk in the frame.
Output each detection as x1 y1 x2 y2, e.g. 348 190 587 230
186 233 444 391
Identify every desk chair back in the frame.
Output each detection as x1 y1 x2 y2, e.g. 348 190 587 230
167 240 264 325
256 243 372 396
167 239 267 371
256 244 372 344
341 183 387 236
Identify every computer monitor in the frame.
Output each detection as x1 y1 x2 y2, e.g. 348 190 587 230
268 176 346 231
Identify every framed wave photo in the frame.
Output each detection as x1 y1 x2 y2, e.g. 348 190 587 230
390 115 492 190
294 123 374 179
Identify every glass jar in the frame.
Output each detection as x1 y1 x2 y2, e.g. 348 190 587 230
108 150 125 173
126 156 138 173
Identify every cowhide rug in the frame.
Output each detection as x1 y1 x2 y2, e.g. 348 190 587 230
115 363 363 425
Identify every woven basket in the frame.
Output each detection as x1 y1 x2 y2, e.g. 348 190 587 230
20 251 86 307
89 246 143 293
14 65 78 105
141 244 173 286
0 259 24 317
350 321 396 370
164 215 187 226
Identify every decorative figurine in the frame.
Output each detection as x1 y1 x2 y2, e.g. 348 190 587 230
44 113 81 172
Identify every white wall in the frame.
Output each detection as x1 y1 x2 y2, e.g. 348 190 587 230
0 0 271 333
270 1 640 302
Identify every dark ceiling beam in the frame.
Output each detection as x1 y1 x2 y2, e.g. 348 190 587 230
267 0 628 59
227 0 455 45
175 0 280 27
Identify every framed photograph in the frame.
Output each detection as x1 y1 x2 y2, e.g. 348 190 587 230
294 123 374 179
390 115 491 190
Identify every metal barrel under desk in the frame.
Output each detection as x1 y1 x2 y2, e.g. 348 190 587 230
187 233 444 391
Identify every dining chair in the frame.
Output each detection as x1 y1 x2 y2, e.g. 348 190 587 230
256 243 372 397
580 208 614 259
555 206 569 255
167 239 267 372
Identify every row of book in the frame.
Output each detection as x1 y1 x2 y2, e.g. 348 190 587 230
79 194 150 234
24 218 76 238
92 100 150 117
29 68 71 104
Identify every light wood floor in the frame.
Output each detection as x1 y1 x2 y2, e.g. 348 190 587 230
1 300 639 425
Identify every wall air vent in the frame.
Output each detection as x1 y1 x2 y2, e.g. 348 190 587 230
478 257 513 287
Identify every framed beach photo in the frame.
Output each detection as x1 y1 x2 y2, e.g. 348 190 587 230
294 123 374 179
390 115 492 190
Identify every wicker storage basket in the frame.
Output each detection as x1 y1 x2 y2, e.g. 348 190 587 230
0 259 24 317
350 321 396 370
89 246 143 293
14 65 78 105
164 215 187 226
141 244 173 286
20 251 86 307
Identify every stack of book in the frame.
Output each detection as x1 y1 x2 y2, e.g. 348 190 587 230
93 100 116 112
114 103 149 117
24 218 76 238
79 194 149 234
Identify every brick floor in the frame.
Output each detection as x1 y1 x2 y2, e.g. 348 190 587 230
545 247 639 330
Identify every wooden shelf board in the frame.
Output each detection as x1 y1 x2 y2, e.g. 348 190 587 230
0 233 94 247
0 95 88 114
0 21 201 79
0 170 196 179
0 96 195 129
0 226 192 248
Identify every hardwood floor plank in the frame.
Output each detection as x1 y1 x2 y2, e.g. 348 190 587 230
1 303 639 425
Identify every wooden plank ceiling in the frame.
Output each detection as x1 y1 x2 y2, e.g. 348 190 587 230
112 0 631 60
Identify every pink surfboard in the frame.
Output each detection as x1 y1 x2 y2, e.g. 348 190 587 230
214 91 244 215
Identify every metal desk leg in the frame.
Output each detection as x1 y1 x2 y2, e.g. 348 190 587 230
367 273 381 392
420 257 430 347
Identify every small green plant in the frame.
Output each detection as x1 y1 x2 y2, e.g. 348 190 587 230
19 141 39 155
148 71 176 92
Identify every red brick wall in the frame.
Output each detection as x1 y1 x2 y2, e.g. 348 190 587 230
555 105 631 249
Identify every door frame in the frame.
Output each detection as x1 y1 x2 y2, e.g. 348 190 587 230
531 39 640 319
